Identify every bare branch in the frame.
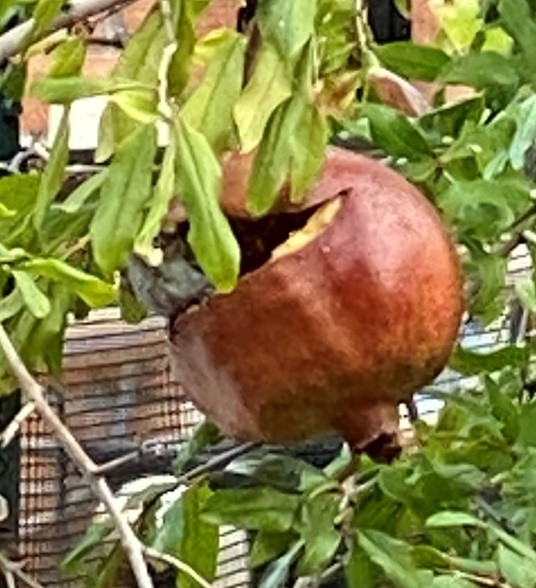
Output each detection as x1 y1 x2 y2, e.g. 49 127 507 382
0 552 45 588
0 401 36 447
0 325 154 588
144 546 212 588
0 0 138 63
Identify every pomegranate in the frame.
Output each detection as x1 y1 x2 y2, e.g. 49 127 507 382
169 147 463 455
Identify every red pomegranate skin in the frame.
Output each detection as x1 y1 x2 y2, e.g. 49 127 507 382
169 147 463 449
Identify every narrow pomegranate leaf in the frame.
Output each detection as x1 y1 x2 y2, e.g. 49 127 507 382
134 140 176 264
31 77 146 104
374 42 450 82
48 37 86 77
96 11 165 161
20 258 117 307
178 485 219 588
54 170 107 214
362 103 433 160
0 290 24 323
182 30 245 152
250 531 297 569
296 493 341 575
33 109 69 232
167 1 195 98
31 0 64 36
175 116 240 292
90 125 157 278
12 270 50 319
357 530 429 588
289 103 328 203
247 97 306 215
257 0 317 57
108 89 160 124
233 42 292 152
202 487 300 532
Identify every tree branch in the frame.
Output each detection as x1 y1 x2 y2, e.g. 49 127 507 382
0 324 154 588
0 551 45 588
0 400 35 447
0 0 139 64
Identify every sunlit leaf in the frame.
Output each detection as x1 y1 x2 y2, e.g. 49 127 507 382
234 42 292 152
182 30 245 152
257 0 317 57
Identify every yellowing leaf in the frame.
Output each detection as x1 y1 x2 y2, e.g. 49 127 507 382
182 30 245 152
233 42 292 152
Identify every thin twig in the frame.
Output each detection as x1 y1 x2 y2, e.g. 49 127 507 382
0 552 45 588
0 324 154 588
0 401 36 447
144 547 212 588
0 0 138 63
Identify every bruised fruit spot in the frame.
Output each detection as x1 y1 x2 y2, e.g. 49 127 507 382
271 197 342 261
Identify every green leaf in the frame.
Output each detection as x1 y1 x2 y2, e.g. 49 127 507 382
297 493 341 575
31 76 147 104
247 96 315 215
33 109 69 232
250 531 297 568
498 0 536 71
257 0 317 57
32 0 64 36
23 282 71 373
0 290 24 323
182 30 245 152
362 103 433 159
151 483 218 588
345 541 379 588
55 171 107 214
441 52 519 90
497 543 536 587
96 11 165 160
289 103 328 203
485 377 520 444
134 142 176 264
62 520 114 573
20 258 117 307
177 484 219 588
419 96 485 140
108 89 160 124
426 511 483 529
375 42 450 82
357 530 428 588
467 252 506 324
172 420 222 473
509 95 536 170
0 175 40 247
12 270 51 319
438 180 531 242
167 1 196 98
174 116 240 292
203 488 301 532
90 124 157 278
48 37 86 77
234 42 292 152
258 542 303 588
450 346 529 376
516 279 536 313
